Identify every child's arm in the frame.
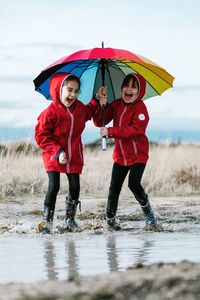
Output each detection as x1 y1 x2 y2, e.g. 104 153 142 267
92 86 114 127
84 98 100 121
84 87 107 122
35 110 63 157
107 103 149 139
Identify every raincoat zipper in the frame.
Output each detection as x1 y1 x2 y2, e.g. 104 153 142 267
79 142 83 160
66 108 74 173
132 138 138 156
119 106 127 165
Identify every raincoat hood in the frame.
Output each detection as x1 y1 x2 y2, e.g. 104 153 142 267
123 73 146 103
49 72 74 105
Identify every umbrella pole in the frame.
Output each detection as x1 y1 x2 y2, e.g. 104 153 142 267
102 105 106 150
101 51 107 150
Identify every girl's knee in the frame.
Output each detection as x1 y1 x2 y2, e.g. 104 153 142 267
128 181 140 194
48 182 60 194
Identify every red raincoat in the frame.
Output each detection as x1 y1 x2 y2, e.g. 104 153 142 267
93 74 149 166
35 72 99 173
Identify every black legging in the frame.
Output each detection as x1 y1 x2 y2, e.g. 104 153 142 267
106 163 148 219
44 171 80 209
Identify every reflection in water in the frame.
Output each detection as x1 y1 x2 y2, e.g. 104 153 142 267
43 234 155 280
66 239 79 279
106 235 119 272
106 234 154 271
135 240 154 265
0 233 199 283
44 240 59 280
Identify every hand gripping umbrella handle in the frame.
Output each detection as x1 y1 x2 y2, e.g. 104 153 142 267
102 105 107 150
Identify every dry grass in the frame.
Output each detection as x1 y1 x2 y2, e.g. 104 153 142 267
1 140 200 199
144 143 200 196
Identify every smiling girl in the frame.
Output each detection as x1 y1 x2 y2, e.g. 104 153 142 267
94 73 160 231
35 72 100 233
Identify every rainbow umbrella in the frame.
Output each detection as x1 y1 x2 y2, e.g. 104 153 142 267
33 45 174 149
33 46 174 104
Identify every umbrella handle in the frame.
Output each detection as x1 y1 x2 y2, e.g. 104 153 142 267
102 105 107 150
102 136 107 150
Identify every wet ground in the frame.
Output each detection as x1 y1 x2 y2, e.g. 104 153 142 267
0 195 200 299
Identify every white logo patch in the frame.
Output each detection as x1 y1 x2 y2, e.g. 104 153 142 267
138 114 145 121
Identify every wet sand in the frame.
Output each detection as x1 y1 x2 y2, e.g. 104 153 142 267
0 195 200 299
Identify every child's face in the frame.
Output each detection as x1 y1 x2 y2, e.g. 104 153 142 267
121 78 139 104
61 80 79 108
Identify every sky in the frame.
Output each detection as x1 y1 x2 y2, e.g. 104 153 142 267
0 0 200 141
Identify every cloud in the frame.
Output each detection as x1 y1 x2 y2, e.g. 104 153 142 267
174 86 200 92
0 100 31 109
0 42 84 50
0 76 32 82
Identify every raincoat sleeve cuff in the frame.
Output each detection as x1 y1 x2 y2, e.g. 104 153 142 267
93 94 99 102
55 148 65 161
108 127 114 138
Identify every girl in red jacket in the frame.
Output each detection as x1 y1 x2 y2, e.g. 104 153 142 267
35 72 99 232
94 73 159 230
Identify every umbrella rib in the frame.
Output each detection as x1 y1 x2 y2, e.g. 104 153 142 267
58 59 98 75
107 59 126 99
92 60 102 97
105 60 115 99
75 59 98 78
60 59 95 75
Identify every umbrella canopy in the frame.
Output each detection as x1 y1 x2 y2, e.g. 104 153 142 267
33 47 174 104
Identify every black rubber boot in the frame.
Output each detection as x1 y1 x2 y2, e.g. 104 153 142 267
140 201 157 226
43 205 55 222
106 217 121 231
38 205 55 234
65 198 82 232
106 203 121 231
134 193 157 227
106 217 122 231
106 217 116 229
134 193 161 230
141 201 163 231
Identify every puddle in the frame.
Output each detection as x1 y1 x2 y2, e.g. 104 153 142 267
0 232 200 283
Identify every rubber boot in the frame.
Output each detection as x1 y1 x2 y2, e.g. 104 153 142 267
141 201 157 226
106 216 121 231
106 216 116 229
38 205 54 234
106 207 121 231
65 198 82 232
142 202 163 231
133 193 156 226
43 205 54 222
